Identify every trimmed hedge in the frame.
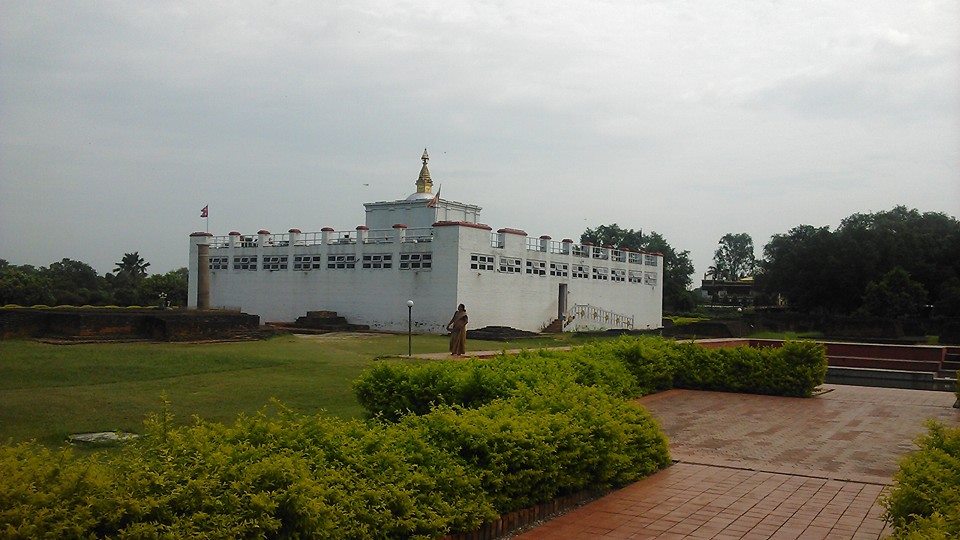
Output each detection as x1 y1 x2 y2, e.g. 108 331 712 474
354 349 637 421
354 337 827 418
0 385 668 538
1 410 491 539
882 421 960 539
402 384 669 513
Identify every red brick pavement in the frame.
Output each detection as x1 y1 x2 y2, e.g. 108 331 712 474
516 385 958 539
638 384 958 485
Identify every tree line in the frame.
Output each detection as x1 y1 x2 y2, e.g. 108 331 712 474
584 206 960 317
757 206 960 317
4 205 957 318
0 252 187 308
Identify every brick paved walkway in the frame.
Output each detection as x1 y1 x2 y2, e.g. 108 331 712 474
517 385 958 539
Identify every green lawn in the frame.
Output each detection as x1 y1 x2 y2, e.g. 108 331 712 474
0 333 582 447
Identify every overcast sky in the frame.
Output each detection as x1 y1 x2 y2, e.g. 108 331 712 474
2 1 958 282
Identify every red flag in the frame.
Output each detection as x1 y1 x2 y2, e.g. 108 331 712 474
426 186 441 208
200 205 209 218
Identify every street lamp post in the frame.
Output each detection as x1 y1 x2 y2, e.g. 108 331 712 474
406 300 414 357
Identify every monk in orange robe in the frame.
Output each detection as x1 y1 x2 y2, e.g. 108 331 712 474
446 303 468 356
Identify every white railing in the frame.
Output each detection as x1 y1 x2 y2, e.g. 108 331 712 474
591 246 609 260
525 237 549 252
406 227 434 243
264 233 290 246
565 304 634 330
299 232 324 246
330 230 356 244
548 240 568 254
364 229 394 244
209 236 231 248
204 227 662 268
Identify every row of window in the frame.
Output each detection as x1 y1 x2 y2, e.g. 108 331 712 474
212 253 432 271
213 252 654 283
469 253 657 284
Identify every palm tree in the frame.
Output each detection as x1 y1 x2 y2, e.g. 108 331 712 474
114 252 150 278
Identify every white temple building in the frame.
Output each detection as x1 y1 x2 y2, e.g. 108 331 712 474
188 150 663 333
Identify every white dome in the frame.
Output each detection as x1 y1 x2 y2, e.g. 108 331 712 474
405 192 435 201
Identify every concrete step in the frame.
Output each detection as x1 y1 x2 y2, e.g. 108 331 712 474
827 356 941 373
827 366 955 392
295 316 349 328
287 310 371 332
541 318 563 334
305 310 339 318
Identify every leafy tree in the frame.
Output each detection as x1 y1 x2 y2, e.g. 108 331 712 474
580 224 646 251
0 264 54 305
759 207 960 314
42 259 106 305
114 252 150 279
645 232 696 312
712 233 756 281
141 268 189 307
1 254 186 308
759 225 844 312
581 224 695 311
108 252 153 306
935 277 960 317
860 267 928 318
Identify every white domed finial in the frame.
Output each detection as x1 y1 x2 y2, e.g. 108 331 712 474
421 148 429 165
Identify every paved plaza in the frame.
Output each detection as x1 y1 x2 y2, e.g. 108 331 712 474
517 384 959 539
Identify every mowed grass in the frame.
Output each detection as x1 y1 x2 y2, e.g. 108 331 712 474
0 333 581 447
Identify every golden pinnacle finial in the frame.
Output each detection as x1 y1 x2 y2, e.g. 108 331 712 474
416 148 433 194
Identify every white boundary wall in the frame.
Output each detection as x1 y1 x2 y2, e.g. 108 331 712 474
188 223 663 333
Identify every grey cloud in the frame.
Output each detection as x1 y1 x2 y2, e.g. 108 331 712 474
1 1 957 281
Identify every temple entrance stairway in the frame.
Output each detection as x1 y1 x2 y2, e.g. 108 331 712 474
267 311 370 333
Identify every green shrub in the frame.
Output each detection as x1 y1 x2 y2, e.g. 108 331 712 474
355 337 828 420
123 408 498 538
673 341 826 397
763 340 828 397
562 337 825 398
0 389 669 538
0 444 113 538
353 362 461 419
578 336 678 395
404 384 669 513
354 349 637 421
882 421 960 539
0 408 495 539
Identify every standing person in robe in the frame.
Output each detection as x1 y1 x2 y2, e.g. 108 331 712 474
446 303 468 356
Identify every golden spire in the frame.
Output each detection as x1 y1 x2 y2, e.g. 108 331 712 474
416 148 433 194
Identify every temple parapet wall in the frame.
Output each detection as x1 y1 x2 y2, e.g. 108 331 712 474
201 224 662 275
